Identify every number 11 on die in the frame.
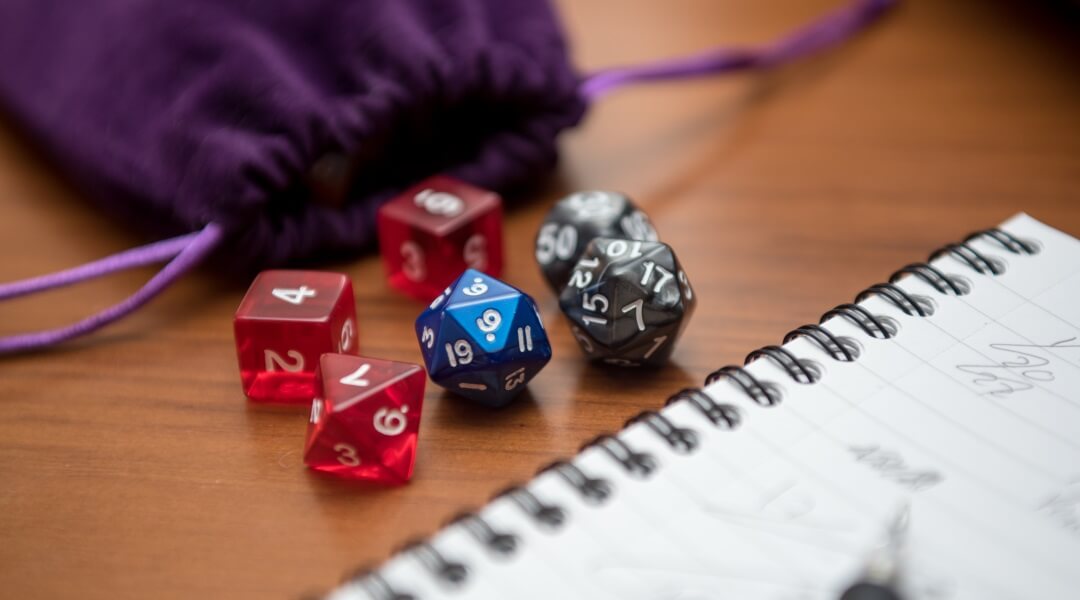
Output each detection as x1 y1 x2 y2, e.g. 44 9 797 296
234 270 359 404
415 269 552 408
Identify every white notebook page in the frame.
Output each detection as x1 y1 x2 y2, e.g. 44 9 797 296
332 213 1080 600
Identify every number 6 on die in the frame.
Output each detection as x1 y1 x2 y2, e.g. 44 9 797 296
304 354 426 483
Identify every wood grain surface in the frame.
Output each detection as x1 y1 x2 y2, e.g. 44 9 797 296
2 1 1078 598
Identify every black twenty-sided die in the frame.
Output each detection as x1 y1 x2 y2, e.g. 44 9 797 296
534 190 658 293
559 237 695 367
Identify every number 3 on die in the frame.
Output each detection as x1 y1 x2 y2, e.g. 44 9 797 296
305 354 425 483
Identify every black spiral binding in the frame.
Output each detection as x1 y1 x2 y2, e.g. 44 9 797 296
542 460 613 504
336 227 1037 600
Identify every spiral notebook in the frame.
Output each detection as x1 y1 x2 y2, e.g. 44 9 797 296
328 213 1080 600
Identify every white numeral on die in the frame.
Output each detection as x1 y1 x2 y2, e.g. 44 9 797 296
504 368 526 391
414 189 464 216
445 340 474 367
643 335 668 359
462 277 488 297
640 261 673 292
535 223 577 265
333 443 361 467
339 364 371 387
679 270 693 301
373 406 409 436
517 326 533 352
621 299 646 332
264 349 304 372
339 319 355 352
464 234 488 271
476 308 502 342
271 286 316 305
400 241 426 282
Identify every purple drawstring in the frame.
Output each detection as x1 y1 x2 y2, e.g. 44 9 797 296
581 0 897 100
0 223 224 354
0 0 896 355
0 231 211 301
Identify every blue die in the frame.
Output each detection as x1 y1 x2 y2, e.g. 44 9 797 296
415 269 552 406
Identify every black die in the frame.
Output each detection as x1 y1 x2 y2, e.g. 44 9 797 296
559 238 695 367
534 191 658 293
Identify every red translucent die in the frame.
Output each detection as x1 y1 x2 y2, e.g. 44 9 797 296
377 175 504 301
304 354 425 483
234 270 358 404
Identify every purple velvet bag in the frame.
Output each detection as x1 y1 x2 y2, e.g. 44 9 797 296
0 0 895 353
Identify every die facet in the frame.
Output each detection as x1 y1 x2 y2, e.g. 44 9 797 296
415 269 551 407
535 190 658 293
378 175 504 301
559 238 695 367
304 354 425 483
234 270 358 403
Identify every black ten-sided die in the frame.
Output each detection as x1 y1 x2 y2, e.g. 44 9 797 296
534 191 658 293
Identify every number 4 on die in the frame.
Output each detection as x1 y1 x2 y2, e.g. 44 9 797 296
234 270 359 404
304 354 426 484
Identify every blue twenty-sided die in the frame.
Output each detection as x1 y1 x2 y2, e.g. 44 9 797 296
415 269 552 407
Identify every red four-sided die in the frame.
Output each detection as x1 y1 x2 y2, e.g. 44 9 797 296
234 270 358 404
304 354 425 483
377 175 504 301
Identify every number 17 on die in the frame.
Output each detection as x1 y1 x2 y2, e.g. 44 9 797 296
234 270 358 403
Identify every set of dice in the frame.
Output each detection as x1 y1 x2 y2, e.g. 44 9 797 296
234 270 424 484
379 177 554 409
231 180 694 486
536 191 695 367
233 176 552 485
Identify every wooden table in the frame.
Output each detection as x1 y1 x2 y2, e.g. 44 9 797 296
2 1 1078 598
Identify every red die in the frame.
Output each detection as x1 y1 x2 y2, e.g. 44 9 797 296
234 270 358 404
304 354 425 483
377 175 504 301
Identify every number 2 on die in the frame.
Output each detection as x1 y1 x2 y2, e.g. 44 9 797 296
305 354 425 483
234 270 358 404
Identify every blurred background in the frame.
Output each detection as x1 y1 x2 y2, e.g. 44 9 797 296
1 1 1078 599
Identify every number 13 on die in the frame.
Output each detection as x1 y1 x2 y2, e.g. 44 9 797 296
415 269 552 407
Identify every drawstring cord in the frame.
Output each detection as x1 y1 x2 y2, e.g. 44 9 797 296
0 223 224 354
581 0 896 100
0 0 896 354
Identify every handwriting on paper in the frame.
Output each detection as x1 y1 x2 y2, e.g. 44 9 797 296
955 337 1080 398
849 444 943 491
1038 481 1080 538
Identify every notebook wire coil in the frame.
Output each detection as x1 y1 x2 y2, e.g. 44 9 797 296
334 227 1038 600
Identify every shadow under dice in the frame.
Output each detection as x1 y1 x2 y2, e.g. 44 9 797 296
559 238 695 367
378 175 504 302
415 269 551 407
304 354 425 483
234 270 358 403
535 190 658 293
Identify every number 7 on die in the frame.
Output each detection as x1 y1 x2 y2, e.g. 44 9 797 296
304 354 426 484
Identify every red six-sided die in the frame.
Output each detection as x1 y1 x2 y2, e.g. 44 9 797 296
377 175 504 301
304 354 425 483
234 270 357 404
